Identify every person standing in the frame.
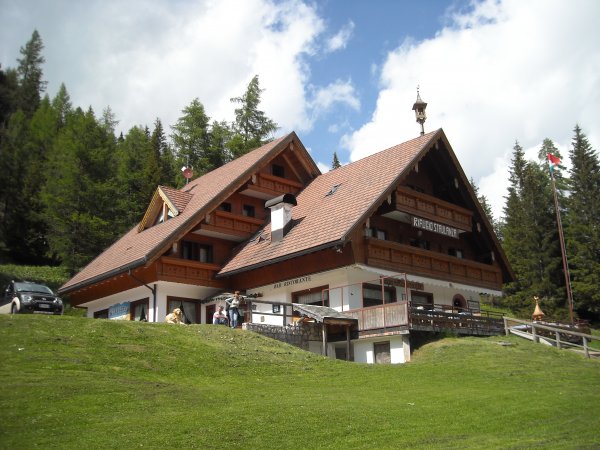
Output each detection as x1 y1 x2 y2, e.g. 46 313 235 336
226 291 241 328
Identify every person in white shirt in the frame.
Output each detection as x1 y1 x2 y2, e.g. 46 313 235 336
212 305 228 325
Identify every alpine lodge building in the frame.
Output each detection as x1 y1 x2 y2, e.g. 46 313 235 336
59 121 514 364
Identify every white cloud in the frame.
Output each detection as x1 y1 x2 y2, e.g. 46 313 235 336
325 20 355 53
0 0 325 136
311 79 360 114
341 0 600 220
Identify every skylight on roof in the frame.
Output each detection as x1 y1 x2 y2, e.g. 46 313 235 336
325 183 342 197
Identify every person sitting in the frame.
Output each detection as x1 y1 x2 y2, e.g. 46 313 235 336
212 305 228 325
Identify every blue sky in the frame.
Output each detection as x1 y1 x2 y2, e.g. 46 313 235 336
2 0 599 220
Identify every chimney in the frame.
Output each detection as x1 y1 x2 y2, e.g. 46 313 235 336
265 193 297 242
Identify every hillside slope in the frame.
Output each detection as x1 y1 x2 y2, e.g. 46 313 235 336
1 315 599 449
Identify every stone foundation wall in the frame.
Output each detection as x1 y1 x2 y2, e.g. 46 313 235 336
244 322 323 350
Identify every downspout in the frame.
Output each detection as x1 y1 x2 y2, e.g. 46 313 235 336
128 270 157 322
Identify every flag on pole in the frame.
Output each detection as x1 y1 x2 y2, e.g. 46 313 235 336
547 153 561 171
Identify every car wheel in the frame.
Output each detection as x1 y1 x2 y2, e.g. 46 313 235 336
11 303 19 314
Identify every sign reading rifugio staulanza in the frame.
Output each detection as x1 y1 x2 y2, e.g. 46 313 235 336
412 216 459 239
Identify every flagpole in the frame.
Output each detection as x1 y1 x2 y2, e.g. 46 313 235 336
549 163 574 324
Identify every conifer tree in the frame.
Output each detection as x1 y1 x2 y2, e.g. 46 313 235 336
171 98 211 183
150 118 177 186
0 65 18 131
332 152 341 169
42 107 117 270
565 125 600 321
16 30 47 117
229 75 277 157
114 126 154 233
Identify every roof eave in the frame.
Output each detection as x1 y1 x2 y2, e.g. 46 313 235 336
217 239 344 278
58 257 148 296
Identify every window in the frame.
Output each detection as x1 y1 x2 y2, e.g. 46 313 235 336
368 227 387 240
362 283 396 308
272 164 285 178
293 286 329 307
219 202 232 213
411 291 434 309
181 241 213 263
130 299 149 321
94 309 109 319
448 248 463 258
409 238 430 250
242 204 255 218
154 204 175 225
167 297 200 324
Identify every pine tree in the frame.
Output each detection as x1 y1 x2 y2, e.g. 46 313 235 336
171 98 211 183
332 152 341 169
150 118 177 186
565 125 600 321
42 107 117 270
0 65 19 131
207 120 232 170
501 139 566 317
114 126 154 233
229 75 277 157
16 30 47 117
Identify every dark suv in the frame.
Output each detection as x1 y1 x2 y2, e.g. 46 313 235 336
3 281 64 315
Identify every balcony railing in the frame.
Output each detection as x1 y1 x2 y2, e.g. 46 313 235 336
242 173 305 199
199 210 264 241
157 256 226 287
409 306 504 335
366 238 503 290
395 186 472 231
345 302 409 334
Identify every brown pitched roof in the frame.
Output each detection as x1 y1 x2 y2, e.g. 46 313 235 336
60 133 308 294
218 130 441 276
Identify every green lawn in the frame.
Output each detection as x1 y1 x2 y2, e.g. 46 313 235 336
1 315 599 449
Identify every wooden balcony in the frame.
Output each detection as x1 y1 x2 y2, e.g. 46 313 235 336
198 210 264 241
366 238 503 291
241 173 304 200
345 302 409 337
345 303 503 337
156 256 226 288
394 186 472 231
409 306 504 336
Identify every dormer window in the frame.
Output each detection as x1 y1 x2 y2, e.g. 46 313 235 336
138 186 192 232
219 202 232 213
154 204 175 225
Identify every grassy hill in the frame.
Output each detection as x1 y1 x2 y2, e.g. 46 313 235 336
1 315 599 449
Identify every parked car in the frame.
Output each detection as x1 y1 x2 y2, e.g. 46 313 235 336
3 281 63 315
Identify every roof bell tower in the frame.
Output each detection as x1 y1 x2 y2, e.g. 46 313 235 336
412 86 427 136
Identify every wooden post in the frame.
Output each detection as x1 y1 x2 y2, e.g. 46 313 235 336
346 325 351 361
504 317 509 336
555 331 562 350
322 323 327 356
532 323 538 343
583 336 590 358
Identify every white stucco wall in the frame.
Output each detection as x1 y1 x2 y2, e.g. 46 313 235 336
353 334 410 364
82 281 220 322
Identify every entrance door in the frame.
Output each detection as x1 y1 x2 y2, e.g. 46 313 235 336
206 304 215 324
374 341 391 364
